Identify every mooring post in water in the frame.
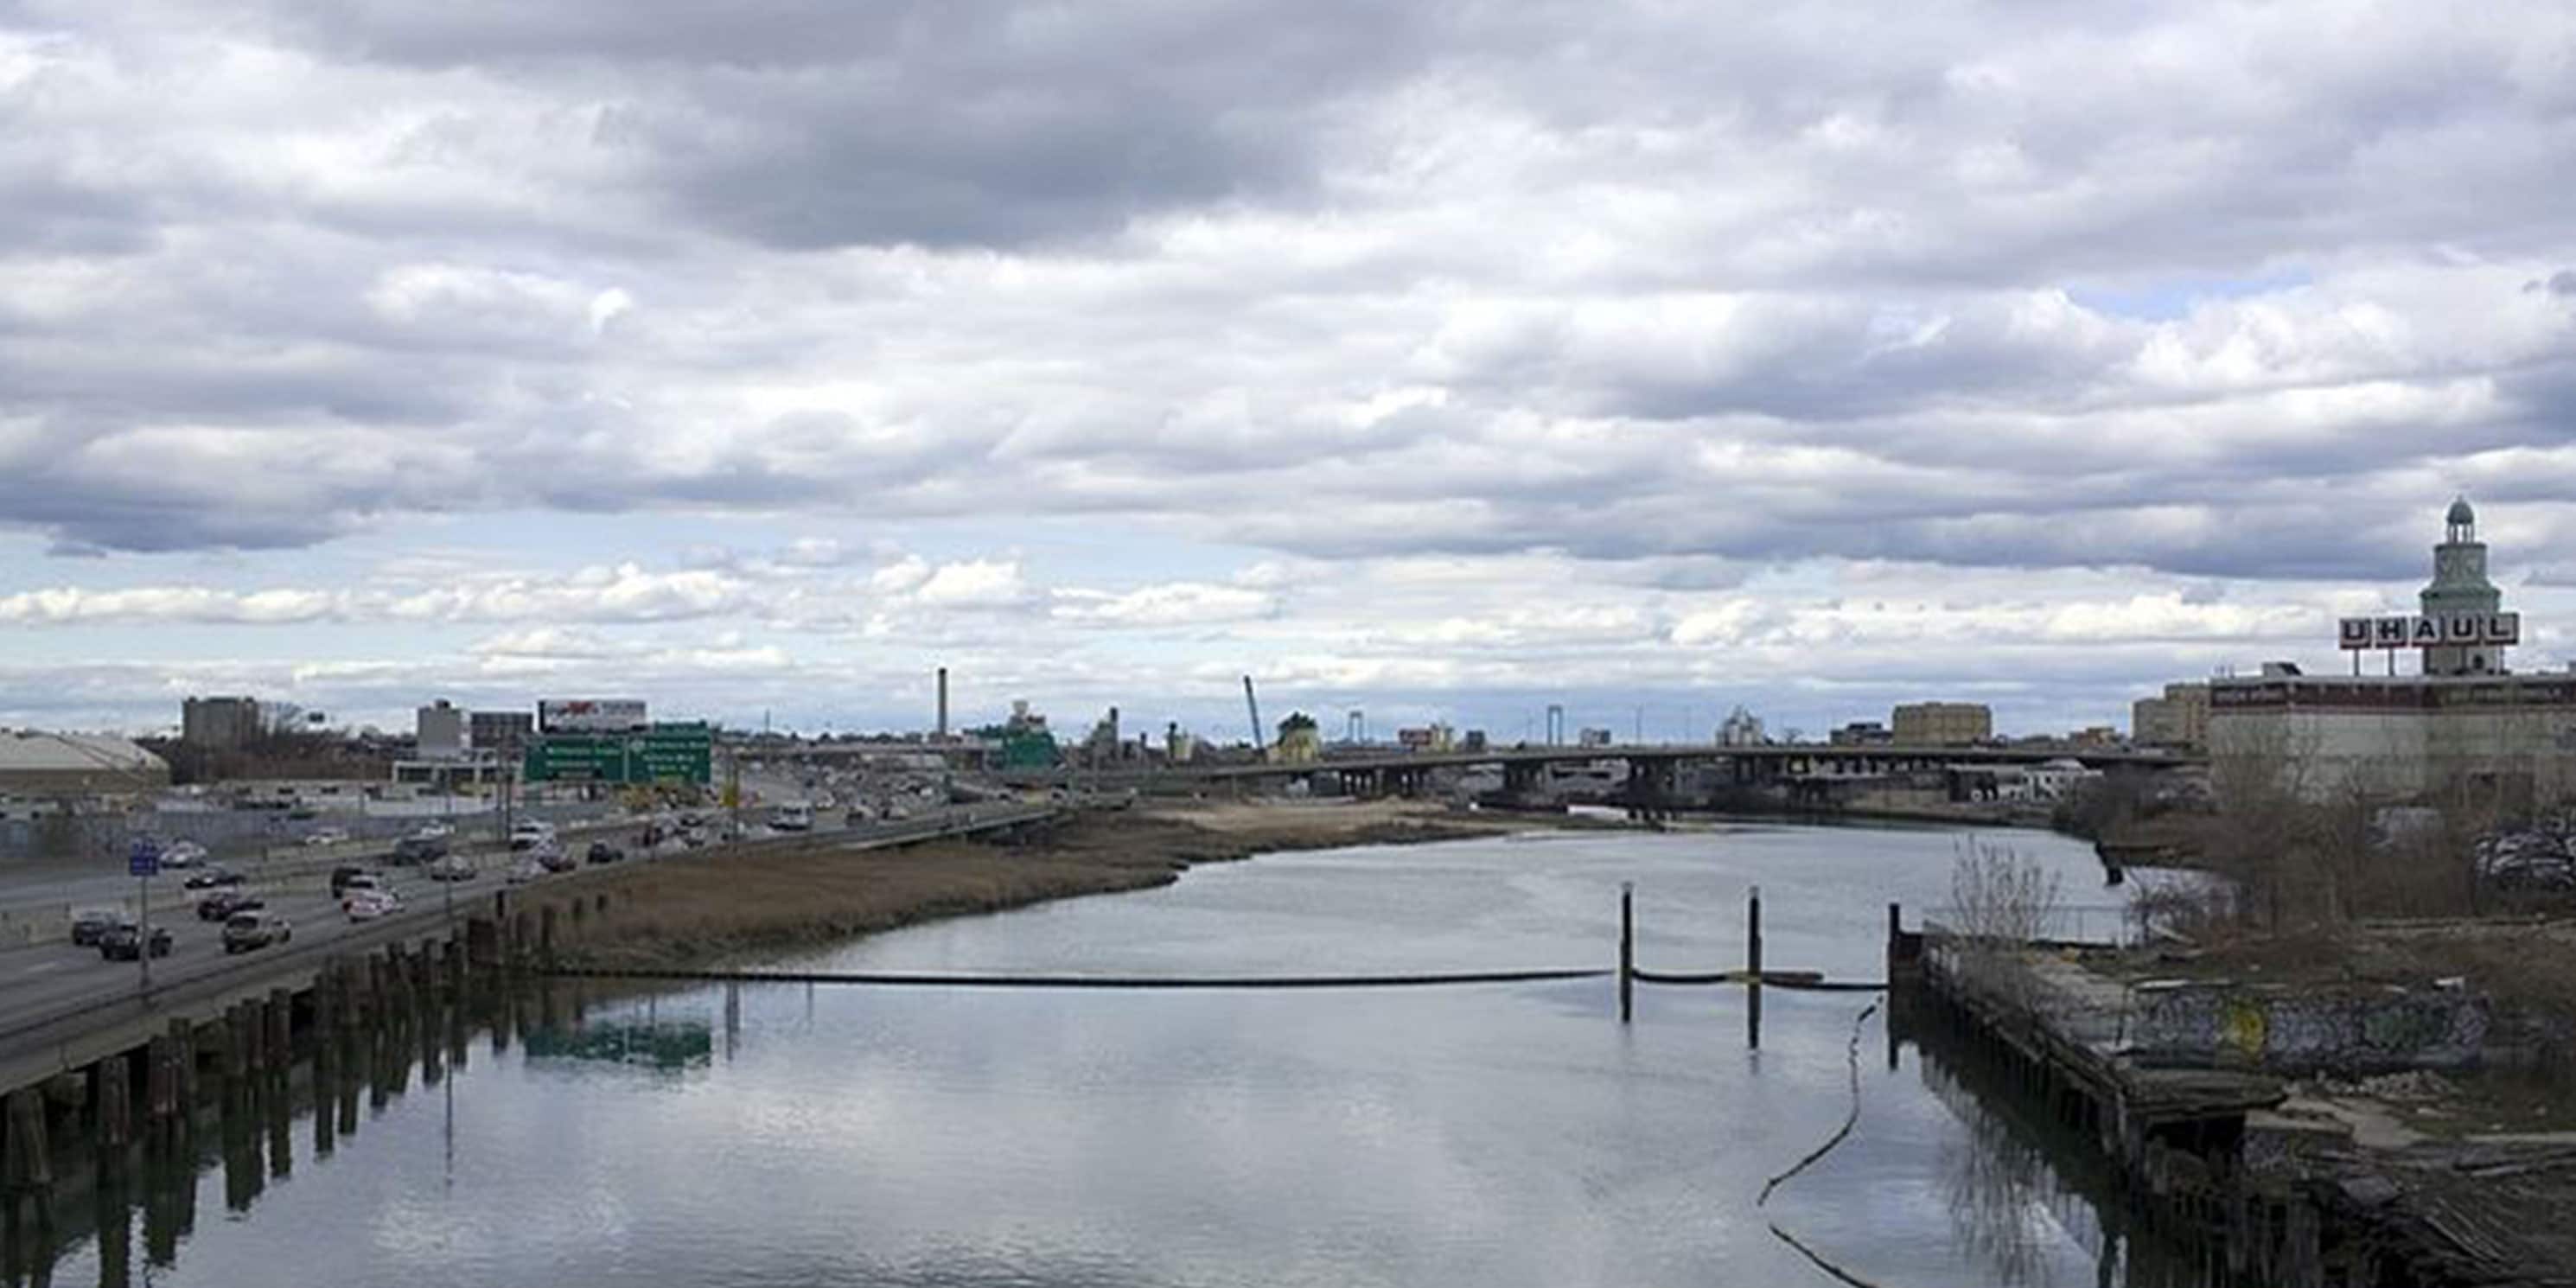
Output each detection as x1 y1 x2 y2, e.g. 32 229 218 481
1746 884 1763 1051
1618 882 1635 1023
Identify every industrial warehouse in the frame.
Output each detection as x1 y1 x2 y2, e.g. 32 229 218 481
2211 498 2576 804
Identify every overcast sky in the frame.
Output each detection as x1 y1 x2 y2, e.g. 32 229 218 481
3 1 2574 742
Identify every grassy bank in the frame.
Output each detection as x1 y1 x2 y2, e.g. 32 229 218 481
554 800 1557 969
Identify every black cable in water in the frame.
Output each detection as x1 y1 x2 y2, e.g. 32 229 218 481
1760 1000 1879 1205
1757 1001 1899 1288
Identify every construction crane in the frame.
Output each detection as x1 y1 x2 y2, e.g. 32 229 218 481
1243 675 1265 752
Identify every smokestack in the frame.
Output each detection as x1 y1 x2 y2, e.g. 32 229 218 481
936 666 949 739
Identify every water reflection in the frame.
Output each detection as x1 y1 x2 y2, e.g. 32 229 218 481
0 981 631 1288
523 1020 711 1073
0 826 2242 1288
1904 999 2234 1288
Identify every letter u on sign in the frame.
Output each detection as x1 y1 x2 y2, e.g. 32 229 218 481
2338 618 2373 649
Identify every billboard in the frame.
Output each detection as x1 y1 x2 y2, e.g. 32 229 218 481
2337 614 2520 650
539 698 649 733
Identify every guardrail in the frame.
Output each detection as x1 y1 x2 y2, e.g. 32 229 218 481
0 802 1059 1087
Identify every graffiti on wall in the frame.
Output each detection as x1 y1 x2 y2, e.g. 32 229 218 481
2127 984 2490 1074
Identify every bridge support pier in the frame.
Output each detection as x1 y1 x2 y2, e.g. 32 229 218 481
1623 757 1677 824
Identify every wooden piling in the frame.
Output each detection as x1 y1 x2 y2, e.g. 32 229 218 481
168 1019 196 1113
5 1087 52 1194
97 1055 131 1151
217 1007 245 1081
383 947 409 1021
146 1036 176 1125
266 988 291 1068
244 999 268 1074
1747 884 1764 1051
540 903 558 964
1616 882 1634 1023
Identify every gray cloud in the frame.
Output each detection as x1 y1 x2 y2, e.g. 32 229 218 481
0 0 2573 590
256 0 1435 252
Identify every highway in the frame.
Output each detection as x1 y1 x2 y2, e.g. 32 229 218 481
0 800 1057 1094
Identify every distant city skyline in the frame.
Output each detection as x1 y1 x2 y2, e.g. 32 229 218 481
4 3 2574 741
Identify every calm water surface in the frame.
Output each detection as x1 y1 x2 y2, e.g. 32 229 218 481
39 821 2195 1287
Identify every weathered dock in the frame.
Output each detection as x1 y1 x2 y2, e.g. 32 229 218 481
1897 914 2576 1287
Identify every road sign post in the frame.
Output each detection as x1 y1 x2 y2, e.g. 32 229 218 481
127 838 161 993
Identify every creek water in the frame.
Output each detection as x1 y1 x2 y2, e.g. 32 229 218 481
30 820 2210 1287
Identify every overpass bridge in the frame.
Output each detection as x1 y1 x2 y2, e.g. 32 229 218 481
1124 742 2201 813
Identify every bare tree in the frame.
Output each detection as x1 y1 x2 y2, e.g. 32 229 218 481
1945 840 2064 1010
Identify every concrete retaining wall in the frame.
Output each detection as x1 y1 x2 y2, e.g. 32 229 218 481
2127 982 2493 1074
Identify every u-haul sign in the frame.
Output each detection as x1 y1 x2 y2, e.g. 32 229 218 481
2337 614 2520 650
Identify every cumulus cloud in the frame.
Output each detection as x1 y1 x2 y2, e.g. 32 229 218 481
3 0 2576 732
0 0 2569 571
1052 582 1277 627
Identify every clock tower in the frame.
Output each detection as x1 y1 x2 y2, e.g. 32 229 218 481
2420 495 2503 675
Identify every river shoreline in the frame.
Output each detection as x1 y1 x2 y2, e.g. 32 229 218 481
556 800 1596 970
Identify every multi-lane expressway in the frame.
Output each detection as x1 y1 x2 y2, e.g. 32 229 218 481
0 800 1057 1096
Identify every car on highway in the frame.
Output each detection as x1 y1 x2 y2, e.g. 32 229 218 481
182 865 244 890
303 826 352 847
196 890 265 921
535 841 577 874
330 864 370 896
221 910 291 953
584 840 625 865
508 821 557 851
507 858 545 884
69 907 124 946
342 890 399 921
427 854 476 882
339 871 392 900
159 839 208 870
392 832 450 865
98 922 173 960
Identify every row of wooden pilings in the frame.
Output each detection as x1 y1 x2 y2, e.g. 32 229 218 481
0 885 622 1249
1898 922 2347 1288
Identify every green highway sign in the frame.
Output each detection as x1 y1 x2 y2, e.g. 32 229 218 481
523 724 713 785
